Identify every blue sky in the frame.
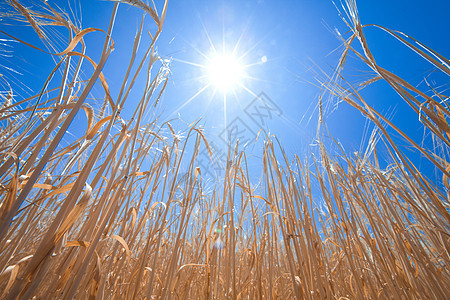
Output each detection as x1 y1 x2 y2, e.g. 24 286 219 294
1 0 449 183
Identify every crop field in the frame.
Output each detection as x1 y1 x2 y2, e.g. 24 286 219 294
0 0 449 299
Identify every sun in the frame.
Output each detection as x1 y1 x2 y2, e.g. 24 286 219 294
166 24 266 118
206 54 244 92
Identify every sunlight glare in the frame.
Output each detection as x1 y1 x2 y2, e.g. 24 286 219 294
207 54 244 92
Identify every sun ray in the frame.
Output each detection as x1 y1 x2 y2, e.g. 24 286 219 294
237 82 261 99
171 58 208 69
236 29 274 62
241 74 274 84
223 92 227 134
231 11 256 57
231 87 247 114
167 83 211 118
173 31 211 61
200 19 217 56
179 74 209 85
241 59 271 68
201 88 218 117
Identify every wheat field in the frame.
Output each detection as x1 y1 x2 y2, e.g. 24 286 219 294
0 0 449 299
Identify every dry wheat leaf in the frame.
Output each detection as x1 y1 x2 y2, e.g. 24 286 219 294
66 240 90 247
108 235 131 260
44 182 75 199
1 265 19 297
86 116 113 140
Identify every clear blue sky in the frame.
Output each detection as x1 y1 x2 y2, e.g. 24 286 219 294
1 0 449 183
